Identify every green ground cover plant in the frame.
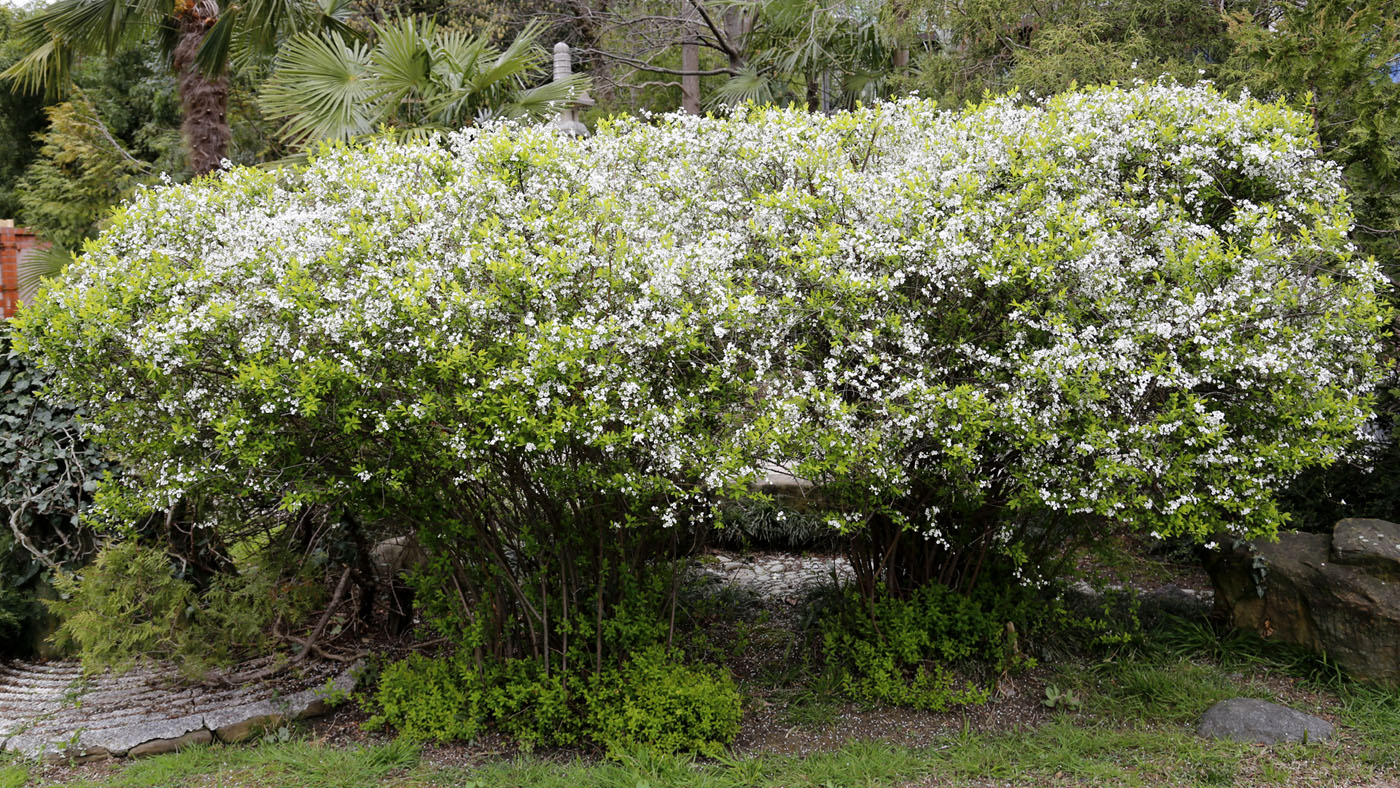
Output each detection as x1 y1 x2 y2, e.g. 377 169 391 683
819 580 1038 710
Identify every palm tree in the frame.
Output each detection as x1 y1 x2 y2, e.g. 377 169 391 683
259 17 589 147
709 0 895 111
2 0 352 175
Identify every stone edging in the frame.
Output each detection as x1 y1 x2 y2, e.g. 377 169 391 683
0 659 358 762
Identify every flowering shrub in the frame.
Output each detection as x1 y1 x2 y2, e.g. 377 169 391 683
14 82 1386 620
740 84 1389 593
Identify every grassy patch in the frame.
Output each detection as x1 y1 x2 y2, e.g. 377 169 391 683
778 693 841 729
53 739 419 788
935 718 1252 786
1334 684 1400 770
37 706 1393 788
0 762 28 788
1064 658 1265 725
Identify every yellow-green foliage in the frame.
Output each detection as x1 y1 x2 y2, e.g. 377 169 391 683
821 583 1039 711
369 646 741 756
16 100 142 251
583 645 742 757
48 541 192 673
48 541 321 674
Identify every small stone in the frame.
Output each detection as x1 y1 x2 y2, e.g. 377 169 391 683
1197 698 1333 745
213 714 282 743
126 728 213 758
40 746 111 764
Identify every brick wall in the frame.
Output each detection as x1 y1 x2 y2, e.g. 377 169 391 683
0 223 43 319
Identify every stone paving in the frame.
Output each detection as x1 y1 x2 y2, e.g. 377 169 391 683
694 550 853 599
0 657 356 762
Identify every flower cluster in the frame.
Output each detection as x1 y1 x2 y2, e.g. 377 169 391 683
14 82 1388 582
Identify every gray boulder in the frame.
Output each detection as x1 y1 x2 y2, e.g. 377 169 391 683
1205 519 1400 686
1197 698 1333 744
1331 518 1400 574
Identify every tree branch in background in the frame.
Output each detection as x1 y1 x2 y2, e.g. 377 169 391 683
578 47 736 77
688 0 742 66
71 87 153 173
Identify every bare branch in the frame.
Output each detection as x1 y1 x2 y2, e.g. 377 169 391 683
72 87 153 173
688 0 742 66
627 79 684 90
9 505 63 573
580 48 736 77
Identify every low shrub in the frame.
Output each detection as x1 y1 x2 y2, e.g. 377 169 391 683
818 574 1152 711
47 540 322 674
47 541 191 671
820 582 1039 710
368 645 741 756
584 645 742 757
369 652 487 743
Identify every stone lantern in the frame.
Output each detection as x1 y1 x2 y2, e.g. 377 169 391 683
550 42 594 137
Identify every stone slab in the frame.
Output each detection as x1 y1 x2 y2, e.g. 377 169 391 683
0 659 359 761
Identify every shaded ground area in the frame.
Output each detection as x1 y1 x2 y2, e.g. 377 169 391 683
8 541 1400 787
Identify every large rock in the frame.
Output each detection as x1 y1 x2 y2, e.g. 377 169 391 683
1197 698 1333 744
1206 519 1400 686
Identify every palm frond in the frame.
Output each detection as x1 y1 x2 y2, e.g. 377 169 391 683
0 39 72 97
496 72 590 123
370 16 436 118
710 67 775 107
472 20 546 93
19 0 159 54
259 30 376 144
241 0 322 54
15 245 74 308
194 7 240 76
320 14 362 43
3 0 169 96
317 0 355 22
261 14 570 145
435 28 490 75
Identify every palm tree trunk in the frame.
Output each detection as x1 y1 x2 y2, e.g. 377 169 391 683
680 1 700 114
171 0 230 175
